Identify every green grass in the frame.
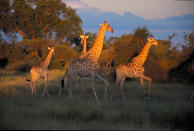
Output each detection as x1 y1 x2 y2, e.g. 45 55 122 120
0 70 194 130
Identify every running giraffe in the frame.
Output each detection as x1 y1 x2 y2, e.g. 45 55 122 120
80 34 88 58
26 46 55 96
111 37 158 101
58 21 113 101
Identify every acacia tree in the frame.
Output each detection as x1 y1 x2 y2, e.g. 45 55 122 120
0 0 82 42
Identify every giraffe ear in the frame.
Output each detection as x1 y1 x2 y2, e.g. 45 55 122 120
86 36 88 39
48 47 51 50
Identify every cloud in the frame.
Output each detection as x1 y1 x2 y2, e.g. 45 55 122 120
62 0 88 9
79 0 194 19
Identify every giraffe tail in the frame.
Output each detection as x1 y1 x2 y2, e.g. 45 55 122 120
58 79 64 96
61 79 64 88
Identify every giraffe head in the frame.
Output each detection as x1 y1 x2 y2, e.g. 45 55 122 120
147 37 159 46
80 34 88 44
48 46 55 53
101 21 114 33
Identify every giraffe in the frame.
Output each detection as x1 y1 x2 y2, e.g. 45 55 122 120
111 37 159 101
80 34 88 58
58 21 113 101
62 34 89 96
26 46 55 96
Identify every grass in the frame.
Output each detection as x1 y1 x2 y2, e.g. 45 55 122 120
0 69 194 130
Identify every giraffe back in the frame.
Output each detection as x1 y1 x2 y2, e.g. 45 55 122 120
65 58 100 77
117 63 144 78
30 65 48 80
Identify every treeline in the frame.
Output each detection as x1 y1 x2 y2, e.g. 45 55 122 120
0 0 193 83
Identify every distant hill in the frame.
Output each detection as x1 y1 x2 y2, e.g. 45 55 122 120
76 8 194 31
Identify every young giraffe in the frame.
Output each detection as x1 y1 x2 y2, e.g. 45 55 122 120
111 37 158 101
26 46 55 96
58 21 113 101
80 34 88 58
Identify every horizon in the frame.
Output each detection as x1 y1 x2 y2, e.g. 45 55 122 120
63 0 194 44
64 0 194 19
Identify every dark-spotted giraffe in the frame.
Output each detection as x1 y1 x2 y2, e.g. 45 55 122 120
26 47 55 96
58 21 113 101
111 37 158 101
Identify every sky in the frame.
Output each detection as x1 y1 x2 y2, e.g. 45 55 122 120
64 0 194 19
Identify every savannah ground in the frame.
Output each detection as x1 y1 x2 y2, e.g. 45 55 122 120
0 70 194 130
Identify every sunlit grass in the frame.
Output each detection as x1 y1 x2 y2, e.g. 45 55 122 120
0 70 194 130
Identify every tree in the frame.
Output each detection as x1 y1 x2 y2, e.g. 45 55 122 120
0 0 83 42
168 31 194 83
73 32 97 53
131 26 152 53
19 38 54 60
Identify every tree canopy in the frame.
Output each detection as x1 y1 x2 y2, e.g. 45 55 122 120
0 0 83 42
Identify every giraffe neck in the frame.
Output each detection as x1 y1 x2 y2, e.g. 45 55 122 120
40 50 53 68
82 38 87 56
132 41 151 66
85 25 105 61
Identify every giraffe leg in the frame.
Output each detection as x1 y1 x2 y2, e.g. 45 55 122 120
43 77 49 96
33 81 37 96
91 75 99 101
95 73 109 86
110 74 121 101
120 77 126 101
76 76 86 96
31 81 37 96
191 90 194 99
58 88 62 96
67 79 74 98
30 81 34 95
95 73 109 100
68 86 73 99
80 79 87 97
140 78 146 95
139 75 152 96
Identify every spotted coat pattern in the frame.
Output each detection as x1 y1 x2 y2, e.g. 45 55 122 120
58 21 113 101
111 37 158 101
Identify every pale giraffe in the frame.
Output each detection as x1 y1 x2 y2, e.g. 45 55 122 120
58 21 113 101
111 37 159 101
80 34 88 58
26 46 55 96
